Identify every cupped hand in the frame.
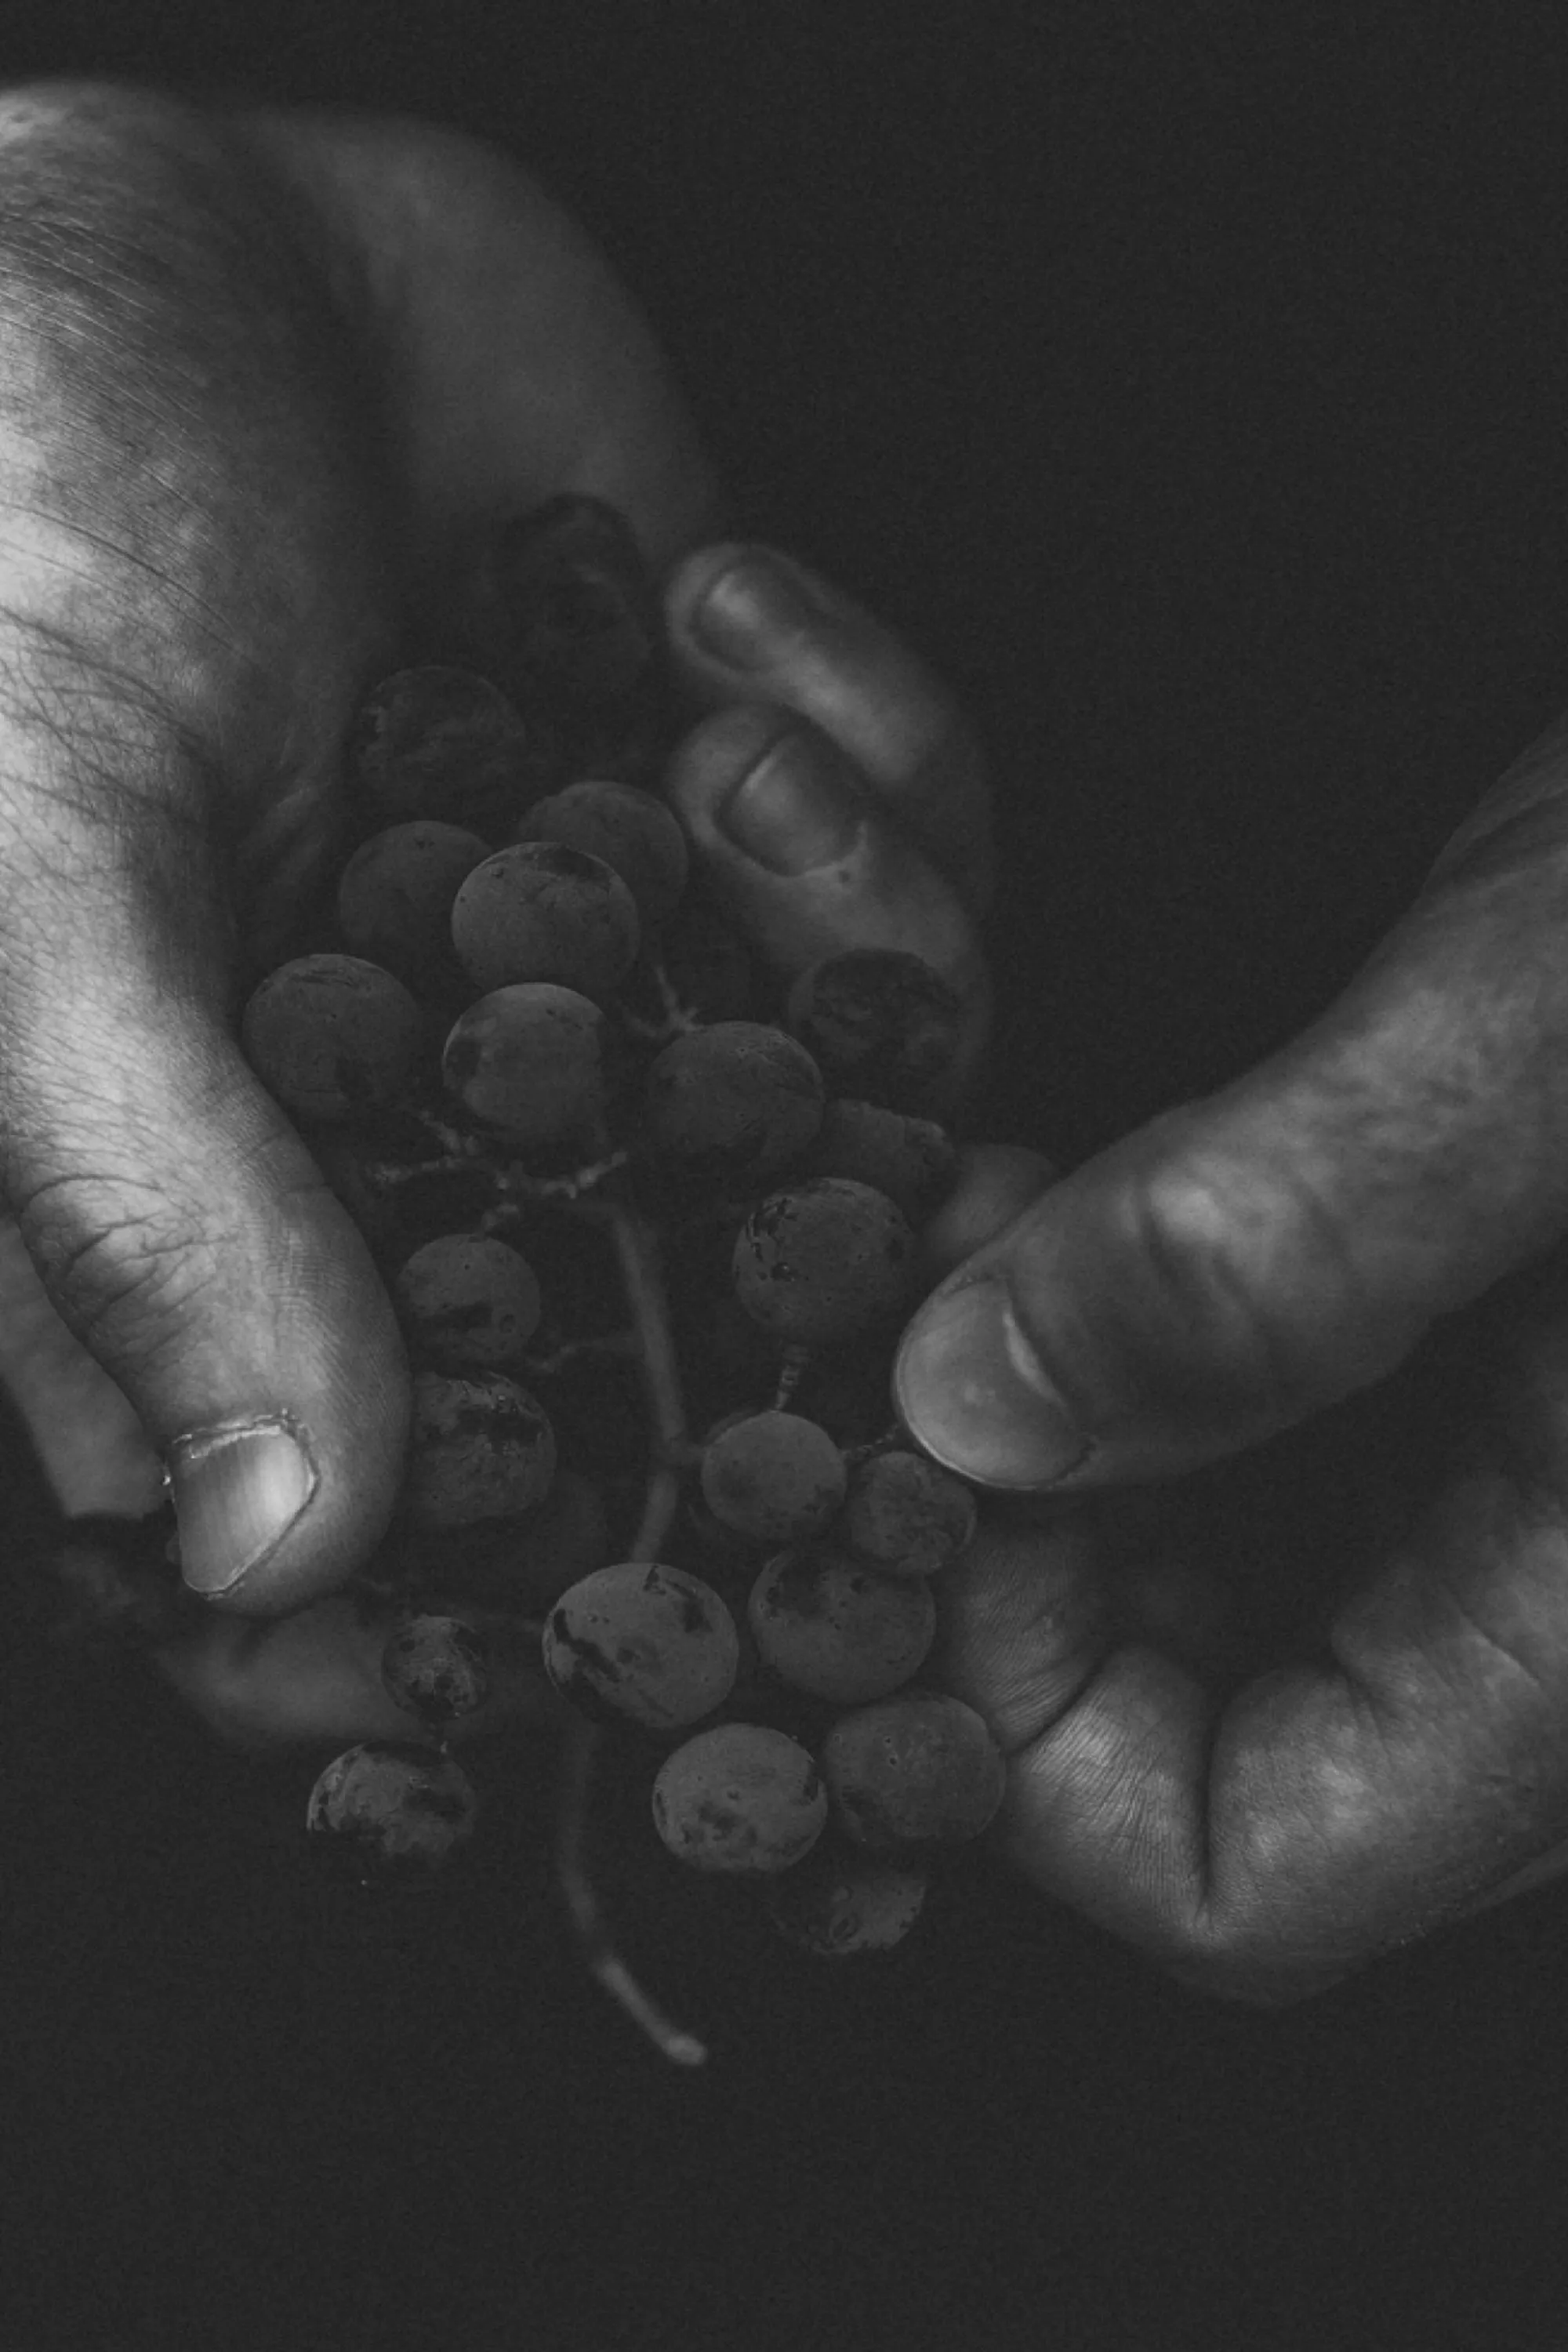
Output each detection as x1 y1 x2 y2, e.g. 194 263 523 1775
0 80 1005 1752
889 692 1568 2002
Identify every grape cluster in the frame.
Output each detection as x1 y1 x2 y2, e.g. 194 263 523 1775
235 495 1002 2059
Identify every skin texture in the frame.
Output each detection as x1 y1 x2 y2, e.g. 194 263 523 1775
12 83 1568 2012
0 85 994 1755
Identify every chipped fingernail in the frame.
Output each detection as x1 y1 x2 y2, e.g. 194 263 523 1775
166 1413 319 1595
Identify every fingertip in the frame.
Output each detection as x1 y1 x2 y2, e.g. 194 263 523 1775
662 538 759 641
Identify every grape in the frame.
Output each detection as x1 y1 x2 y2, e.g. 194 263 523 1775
798 1098 959 1225
394 1468 609 1613
408 1371 557 1527
477 494 661 706
543 1561 740 1730
820 1690 1007 1850
651 1722 827 1875
393 1233 543 1370
514 780 689 929
764 1835 929 1955
917 1141 1059 1286
644 1023 825 1182
336 821 490 997
451 840 641 1001
731 1178 918 1347
793 1333 908 1450
230 489 1022 2028
655 881 753 1022
700 1410 846 1546
747 1546 936 1704
786 950 965 1113
240 953 425 1123
306 1740 478 1882
843 1450 978 1577
441 983 608 1147
347 665 548 840
379 1613 492 1728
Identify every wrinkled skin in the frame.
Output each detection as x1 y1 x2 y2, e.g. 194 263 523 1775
15 82 1559 2016
0 84 1000 1754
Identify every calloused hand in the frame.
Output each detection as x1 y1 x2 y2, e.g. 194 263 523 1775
891 689 1568 2004
0 80 1014 1753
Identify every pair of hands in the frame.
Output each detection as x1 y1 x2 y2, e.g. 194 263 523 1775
5 82 1568 2009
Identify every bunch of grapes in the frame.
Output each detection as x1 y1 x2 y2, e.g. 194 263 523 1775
230 496 1008 2067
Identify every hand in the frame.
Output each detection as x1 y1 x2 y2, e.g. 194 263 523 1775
891 691 1568 2002
0 80 1005 1752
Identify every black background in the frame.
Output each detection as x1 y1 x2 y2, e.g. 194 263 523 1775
5 5 1568 2347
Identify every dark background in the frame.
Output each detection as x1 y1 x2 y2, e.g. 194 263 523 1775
5 5 1568 2347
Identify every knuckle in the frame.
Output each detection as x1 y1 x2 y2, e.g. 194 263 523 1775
1119 1126 1363 1431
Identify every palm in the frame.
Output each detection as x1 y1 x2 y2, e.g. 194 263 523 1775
196 103 731 967
0 100 728 1534
0 90 995 1755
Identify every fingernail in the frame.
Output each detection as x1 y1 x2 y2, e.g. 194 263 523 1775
691 553 820 668
719 733 862 875
167 1414 319 1595
892 1280 1091 1490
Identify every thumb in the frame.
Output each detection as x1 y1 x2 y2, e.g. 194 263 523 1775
0 791 409 1617
895 700 1568 1491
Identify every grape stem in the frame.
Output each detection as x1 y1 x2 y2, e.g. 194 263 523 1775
842 1422 908 1466
520 1329 641 1378
772 1344 811 1413
615 957 704 1046
549 1167 710 2070
602 1183 691 1567
554 1713 708 2068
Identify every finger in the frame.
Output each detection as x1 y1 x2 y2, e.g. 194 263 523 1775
236 104 734 598
148 1590 560 1755
662 541 996 920
895 695 1568 1495
919 1142 1060 1285
0 1213 164 1518
659 698 992 1115
939 1279 1568 2001
0 710 409 1620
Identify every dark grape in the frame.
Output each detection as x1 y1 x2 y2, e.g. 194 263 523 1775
651 1722 827 1875
242 491 1018 2020
786 950 965 1112
798 1098 959 1225
408 1371 557 1527
731 1178 918 1347
700 1410 846 1546
655 881 753 1022
306 1740 478 1881
764 1834 928 1955
747 1546 936 1704
543 1561 740 1731
820 1690 1007 1850
441 982 608 1147
514 780 689 929
917 1141 1058 1285
336 821 489 997
393 1233 543 1370
843 1450 978 1577
644 1023 825 1182
241 953 425 1123
379 1613 492 1727
398 1468 610 1613
347 665 548 840
475 494 661 706
451 840 641 1001
793 1332 908 1450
